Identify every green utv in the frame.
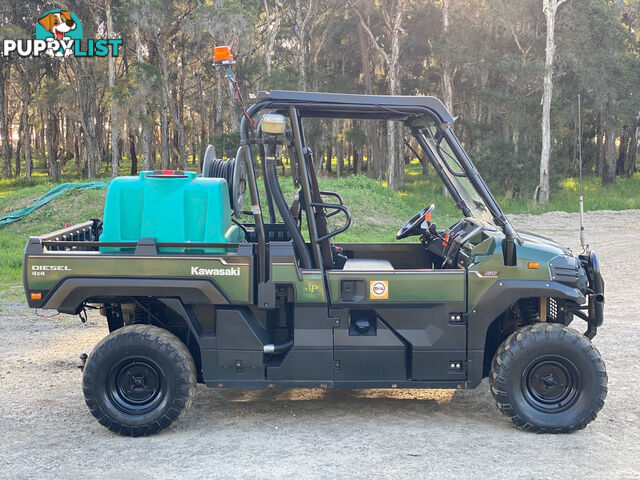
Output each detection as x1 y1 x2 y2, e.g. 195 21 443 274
23 88 607 436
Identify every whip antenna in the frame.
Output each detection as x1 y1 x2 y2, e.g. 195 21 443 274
578 94 586 252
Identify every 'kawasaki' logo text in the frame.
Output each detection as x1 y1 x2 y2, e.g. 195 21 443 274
191 266 241 276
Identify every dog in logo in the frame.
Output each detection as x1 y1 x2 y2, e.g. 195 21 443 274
38 10 76 57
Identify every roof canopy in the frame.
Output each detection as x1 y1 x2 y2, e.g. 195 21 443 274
254 90 455 124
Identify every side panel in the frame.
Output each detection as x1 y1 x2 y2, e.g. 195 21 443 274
332 310 406 381
327 270 465 305
200 307 270 382
26 253 252 310
327 269 467 382
266 305 334 382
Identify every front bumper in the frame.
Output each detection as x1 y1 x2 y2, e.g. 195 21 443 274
578 250 605 339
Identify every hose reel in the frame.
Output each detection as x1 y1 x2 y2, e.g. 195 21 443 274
202 144 247 217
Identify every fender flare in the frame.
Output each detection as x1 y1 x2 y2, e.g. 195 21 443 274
468 279 585 350
42 277 230 314
466 280 585 386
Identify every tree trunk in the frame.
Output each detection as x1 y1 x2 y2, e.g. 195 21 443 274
155 34 187 170
178 51 187 169
198 75 207 171
74 128 81 171
419 145 429 175
441 0 455 115
39 112 47 168
24 116 32 180
134 24 152 171
16 101 25 178
292 0 315 91
387 61 404 189
18 93 32 180
95 109 105 176
596 112 603 175
265 1 282 77
602 124 617 186
353 0 407 189
160 99 170 169
46 111 60 180
335 120 345 177
129 130 138 175
357 20 382 180
617 129 628 175
106 0 120 177
72 59 100 179
628 113 639 177
538 0 566 204
298 30 308 91
440 0 455 196
0 63 12 178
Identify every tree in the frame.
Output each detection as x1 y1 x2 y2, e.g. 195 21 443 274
537 0 568 204
0 0 637 204
106 0 121 177
0 62 11 178
441 0 456 115
351 0 408 190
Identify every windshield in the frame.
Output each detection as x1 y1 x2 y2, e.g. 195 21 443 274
419 124 494 224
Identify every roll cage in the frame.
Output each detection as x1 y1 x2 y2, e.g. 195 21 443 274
238 90 519 282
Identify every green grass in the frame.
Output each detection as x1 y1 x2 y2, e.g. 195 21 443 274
2 160 639 301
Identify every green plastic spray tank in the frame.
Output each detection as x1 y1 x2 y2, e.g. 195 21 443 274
99 170 245 252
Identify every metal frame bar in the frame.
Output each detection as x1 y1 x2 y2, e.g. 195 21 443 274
239 98 514 276
41 241 244 248
442 128 520 242
413 128 472 217
289 106 322 268
241 102 270 281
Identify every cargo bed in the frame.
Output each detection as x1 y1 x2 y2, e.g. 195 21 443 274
23 220 254 313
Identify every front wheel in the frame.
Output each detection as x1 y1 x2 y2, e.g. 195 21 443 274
490 323 607 433
82 325 196 437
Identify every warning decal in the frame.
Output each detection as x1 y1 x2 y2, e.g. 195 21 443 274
370 280 388 300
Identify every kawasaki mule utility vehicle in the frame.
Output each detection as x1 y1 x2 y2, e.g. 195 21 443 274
23 87 607 437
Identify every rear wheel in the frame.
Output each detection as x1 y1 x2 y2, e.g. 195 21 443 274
490 323 607 433
82 325 196 437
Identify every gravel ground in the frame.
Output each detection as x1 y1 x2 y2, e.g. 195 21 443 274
1 210 639 479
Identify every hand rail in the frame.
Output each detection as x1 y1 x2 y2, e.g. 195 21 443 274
310 201 351 242
318 191 345 218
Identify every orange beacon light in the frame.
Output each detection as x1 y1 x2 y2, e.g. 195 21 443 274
213 46 234 64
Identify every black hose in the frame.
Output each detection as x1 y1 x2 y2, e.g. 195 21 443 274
258 142 277 224
264 145 313 269
204 157 236 204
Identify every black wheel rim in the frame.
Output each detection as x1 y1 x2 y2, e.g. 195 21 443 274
107 356 166 415
521 355 581 413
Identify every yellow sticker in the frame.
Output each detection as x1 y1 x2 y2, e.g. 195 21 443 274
303 280 322 298
370 280 388 300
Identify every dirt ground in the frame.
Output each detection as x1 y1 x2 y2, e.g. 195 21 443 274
1 210 639 479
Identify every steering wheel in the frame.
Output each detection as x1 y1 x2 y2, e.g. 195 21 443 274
396 204 435 240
